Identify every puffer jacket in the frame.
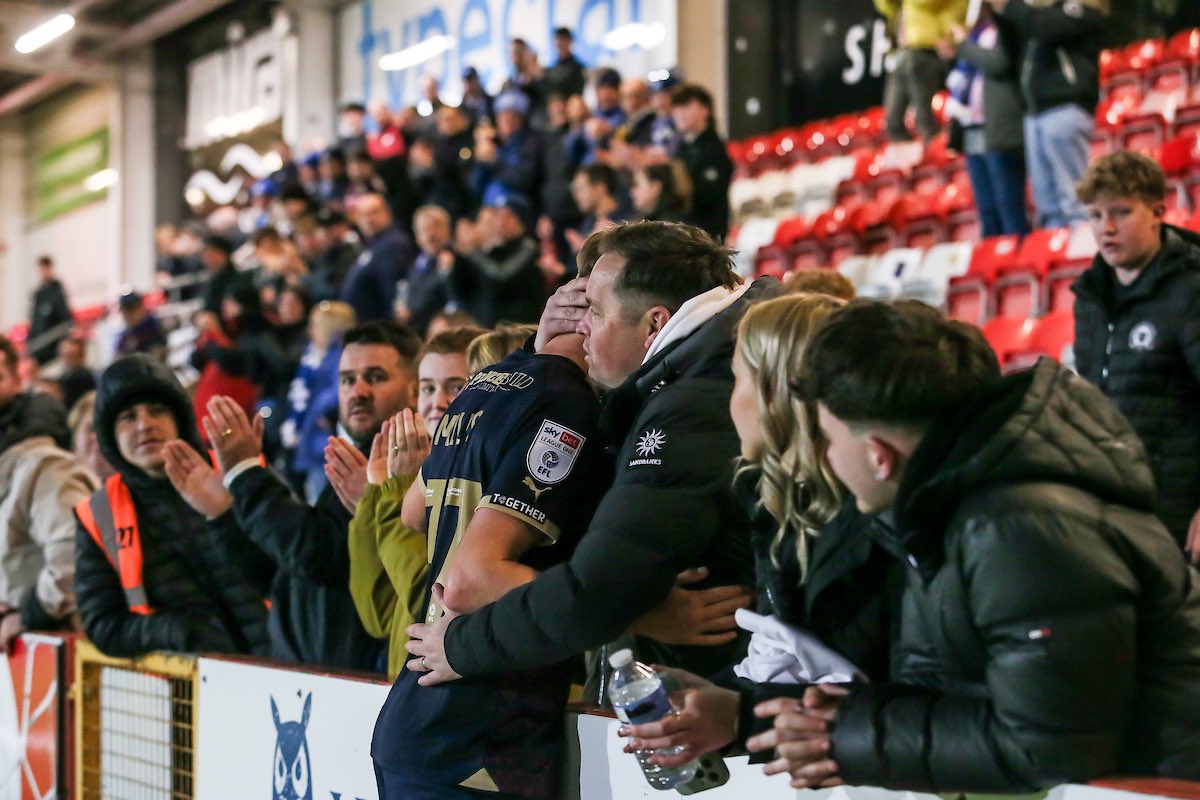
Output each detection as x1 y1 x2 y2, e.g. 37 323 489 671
1072 225 1200 545
0 394 97 628
832 359 1200 790
1002 0 1107 114
74 355 273 658
874 0 971 50
728 473 903 760
444 278 783 683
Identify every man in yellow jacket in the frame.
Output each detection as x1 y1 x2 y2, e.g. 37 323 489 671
875 0 970 141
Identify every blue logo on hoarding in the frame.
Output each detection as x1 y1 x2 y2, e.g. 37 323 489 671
271 693 313 800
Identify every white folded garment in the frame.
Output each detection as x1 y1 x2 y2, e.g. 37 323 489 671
732 608 867 685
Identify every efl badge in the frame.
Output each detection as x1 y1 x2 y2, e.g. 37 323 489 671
527 419 585 484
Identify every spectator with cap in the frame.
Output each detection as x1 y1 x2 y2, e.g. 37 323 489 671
672 83 734 241
317 149 350 209
460 66 493 123
450 192 544 326
28 255 73 365
338 101 368 154
241 179 277 235
341 192 416 324
298 152 321 197
647 69 683 157
115 291 167 361
543 27 587 99
200 233 239 315
592 67 626 131
471 89 545 211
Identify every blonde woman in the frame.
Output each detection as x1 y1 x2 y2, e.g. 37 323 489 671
280 300 356 502
619 293 899 777
465 323 538 373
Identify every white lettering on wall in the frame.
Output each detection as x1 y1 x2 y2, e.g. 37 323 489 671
186 28 291 149
842 19 891 85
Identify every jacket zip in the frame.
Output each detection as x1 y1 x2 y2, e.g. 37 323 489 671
1058 48 1077 85
1100 322 1115 390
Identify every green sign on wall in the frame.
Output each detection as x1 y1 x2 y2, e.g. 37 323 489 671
33 128 109 223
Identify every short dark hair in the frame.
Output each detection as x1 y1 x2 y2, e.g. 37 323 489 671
639 163 688 214
670 83 713 111
343 321 423 368
803 300 1000 433
581 221 739 318
579 163 618 196
554 27 573 40
203 234 234 255
37 255 53 268
0 335 17 377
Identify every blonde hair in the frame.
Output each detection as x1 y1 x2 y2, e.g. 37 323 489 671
309 301 357 348
736 293 846 579
68 390 96 432
467 324 538 373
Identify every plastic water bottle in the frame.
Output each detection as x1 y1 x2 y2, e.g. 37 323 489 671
607 649 699 790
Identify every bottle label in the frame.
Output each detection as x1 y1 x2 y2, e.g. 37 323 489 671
613 689 672 727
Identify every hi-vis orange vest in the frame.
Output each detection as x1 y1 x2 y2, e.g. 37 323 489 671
75 473 152 615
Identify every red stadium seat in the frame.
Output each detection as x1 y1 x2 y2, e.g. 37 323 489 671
1006 310 1076 372
946 235 1021 325
982 315 1037 371
1189 207 1200 233
1150 28 1200 97
994 228 1073 320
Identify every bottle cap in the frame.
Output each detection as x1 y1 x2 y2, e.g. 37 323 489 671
608 648 634 668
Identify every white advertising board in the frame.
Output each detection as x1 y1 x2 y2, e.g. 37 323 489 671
339 0 678 110
196 658 391 800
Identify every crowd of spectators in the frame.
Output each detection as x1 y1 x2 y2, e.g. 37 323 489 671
3 11 1200 800
885 0 1109 237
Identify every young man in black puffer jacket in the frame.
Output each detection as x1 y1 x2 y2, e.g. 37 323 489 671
763 300 1200 791
1072 150 1200 557
74 355 273 658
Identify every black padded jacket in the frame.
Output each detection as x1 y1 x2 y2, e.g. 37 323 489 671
1072 225 1200 545
443 278 784 682
74 355 273 658
831 359 1200 790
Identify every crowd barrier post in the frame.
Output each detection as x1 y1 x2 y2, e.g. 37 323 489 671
73 640 198 800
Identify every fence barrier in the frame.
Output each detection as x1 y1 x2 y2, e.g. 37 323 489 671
0 632 1195 800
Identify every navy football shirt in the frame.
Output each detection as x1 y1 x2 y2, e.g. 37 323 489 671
372 349 604 799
